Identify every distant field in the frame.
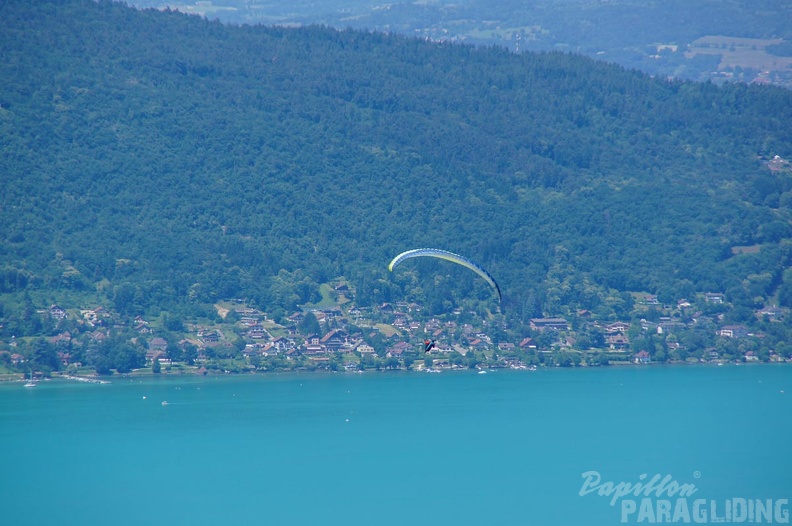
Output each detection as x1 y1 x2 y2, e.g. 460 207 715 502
466 25 548 44
686 35 792 72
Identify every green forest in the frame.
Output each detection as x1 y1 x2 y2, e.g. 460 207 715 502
1 0 792 373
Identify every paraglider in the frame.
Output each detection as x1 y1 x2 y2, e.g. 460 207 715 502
423 339 436 353
388 248 502 304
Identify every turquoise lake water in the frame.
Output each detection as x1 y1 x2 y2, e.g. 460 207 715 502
1 365 790 525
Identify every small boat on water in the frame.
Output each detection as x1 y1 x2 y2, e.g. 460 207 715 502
24 370 36 388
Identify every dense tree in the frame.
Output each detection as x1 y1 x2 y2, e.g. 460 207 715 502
31 338 60 372
0 0 790 348
299 312 322 337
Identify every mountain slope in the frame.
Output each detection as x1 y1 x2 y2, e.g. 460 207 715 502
1 0 791 324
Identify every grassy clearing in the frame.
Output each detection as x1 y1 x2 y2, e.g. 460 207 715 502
374 323 401 337
301 284 339 310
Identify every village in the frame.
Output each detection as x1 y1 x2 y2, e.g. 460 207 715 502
1 286 789 381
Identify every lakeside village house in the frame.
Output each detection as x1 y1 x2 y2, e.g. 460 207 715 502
6 294 789 372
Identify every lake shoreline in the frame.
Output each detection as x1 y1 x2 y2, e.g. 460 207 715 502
2 359 789 384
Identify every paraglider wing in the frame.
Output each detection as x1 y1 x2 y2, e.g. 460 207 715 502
388 248 502 303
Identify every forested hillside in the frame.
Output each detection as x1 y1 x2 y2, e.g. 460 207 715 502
2 0 792 333
128 0 792 88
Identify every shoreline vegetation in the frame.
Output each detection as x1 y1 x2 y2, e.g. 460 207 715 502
2 359 789 385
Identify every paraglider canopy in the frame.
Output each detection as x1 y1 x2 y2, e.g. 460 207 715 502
388 248 502 304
